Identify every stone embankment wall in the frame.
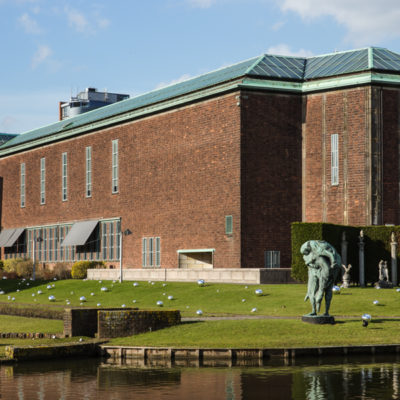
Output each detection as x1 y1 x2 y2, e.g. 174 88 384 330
63 308 181 338
98 310 181 338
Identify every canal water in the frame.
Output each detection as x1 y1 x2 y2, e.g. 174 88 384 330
1 355 399 399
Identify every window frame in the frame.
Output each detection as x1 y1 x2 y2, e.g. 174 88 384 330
20 163 25 208
62 152 68 201
86 146 92 198
331 134 339 186
40 157 46 204
112 139 119 193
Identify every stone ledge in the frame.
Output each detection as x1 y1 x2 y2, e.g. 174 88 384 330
101 343 400 362
88 268 298 284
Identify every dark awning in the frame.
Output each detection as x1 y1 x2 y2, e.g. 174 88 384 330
61 220 98 247
0 228 25 247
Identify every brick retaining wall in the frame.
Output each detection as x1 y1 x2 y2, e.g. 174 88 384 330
98 310 181 339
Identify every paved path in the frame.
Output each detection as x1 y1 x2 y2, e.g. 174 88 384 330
182 315 400 321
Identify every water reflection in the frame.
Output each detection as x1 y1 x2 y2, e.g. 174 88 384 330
1 355 400 399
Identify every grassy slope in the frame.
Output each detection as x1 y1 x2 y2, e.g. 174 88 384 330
109 318 400 348
0 315 62 333
0 279 398 317
1 279 400 349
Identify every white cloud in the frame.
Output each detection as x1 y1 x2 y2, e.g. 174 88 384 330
279 0 400 46
155 74 193 89
64 6 110 34
266 44 313 57
18 13 42 34
64 6 88 33
186 0 216 8
31 44 51 68
271 20 285 31
97 17 110 29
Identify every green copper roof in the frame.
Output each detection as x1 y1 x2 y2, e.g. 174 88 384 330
3 47 400 153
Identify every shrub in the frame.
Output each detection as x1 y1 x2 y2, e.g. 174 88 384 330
71 261 105 279
3 258 33 278
15 259 33 279
3 258 23 274
52 262 72 280
0 260 4 270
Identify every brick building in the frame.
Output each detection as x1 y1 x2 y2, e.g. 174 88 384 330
1 47 400 274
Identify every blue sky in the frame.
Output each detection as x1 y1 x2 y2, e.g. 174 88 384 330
2 0 400 134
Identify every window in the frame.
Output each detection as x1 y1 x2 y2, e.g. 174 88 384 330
225 215 233 235
112 139 118 193
149 237 154 266
86 146 92 197
40 158 45 204
116 221 121 260
155 237 161 267
62 152 68 201
102 223 107 260
331 134 339 185
142 238 147 267
20 163 25 208
265 251 280 268
142 237 161 267
109 222 114 260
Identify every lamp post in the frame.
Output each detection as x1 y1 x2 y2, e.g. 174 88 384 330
119 228 132 283
32 235 43 281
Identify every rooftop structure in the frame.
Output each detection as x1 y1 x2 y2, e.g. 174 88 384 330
2 47 400 155
59 87 129 120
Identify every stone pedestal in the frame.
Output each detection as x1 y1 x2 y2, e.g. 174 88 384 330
301 315 335 325
375 280 393 289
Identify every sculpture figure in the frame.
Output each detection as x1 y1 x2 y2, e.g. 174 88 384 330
342 264 352 288
378 260 389 282
300 240 342 317
376 259 393 288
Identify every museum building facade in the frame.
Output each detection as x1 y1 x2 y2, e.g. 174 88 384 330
1 47 400 270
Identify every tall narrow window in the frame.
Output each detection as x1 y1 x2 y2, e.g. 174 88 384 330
112 139 119 193
62 152 68 201
155 237 161 267
86 146 92 197
110 222 114 260
116 221 121 260
102 223 107 260
20 163 25 208
331 134 339 186
264 251 280 268
49 227 53 261
142 238 147 267
40 158 45 204
225 215 233 235
149 237 154 267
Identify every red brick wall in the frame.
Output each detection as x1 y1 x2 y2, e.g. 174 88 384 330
240 91 302 268
303 87 370 226
382 88 400 225
0 93 242 269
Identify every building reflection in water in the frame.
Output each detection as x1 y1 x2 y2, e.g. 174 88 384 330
0 357 400 399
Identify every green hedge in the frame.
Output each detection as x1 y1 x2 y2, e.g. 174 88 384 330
0 303 63 320
291 222 399 284
71 261 105 279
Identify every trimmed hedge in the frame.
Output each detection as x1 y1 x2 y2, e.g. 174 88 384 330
71 261 105 279
0 303 63 320
292 222 399 284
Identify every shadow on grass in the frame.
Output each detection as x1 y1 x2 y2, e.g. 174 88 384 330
180 321 204 326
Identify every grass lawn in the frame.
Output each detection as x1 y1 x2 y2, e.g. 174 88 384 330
0 279 400 350
0 315 63 333
0 279 399 317
108 318 400 348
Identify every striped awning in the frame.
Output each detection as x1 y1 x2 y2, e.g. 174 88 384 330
0 228 25 247
61 220 98 247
